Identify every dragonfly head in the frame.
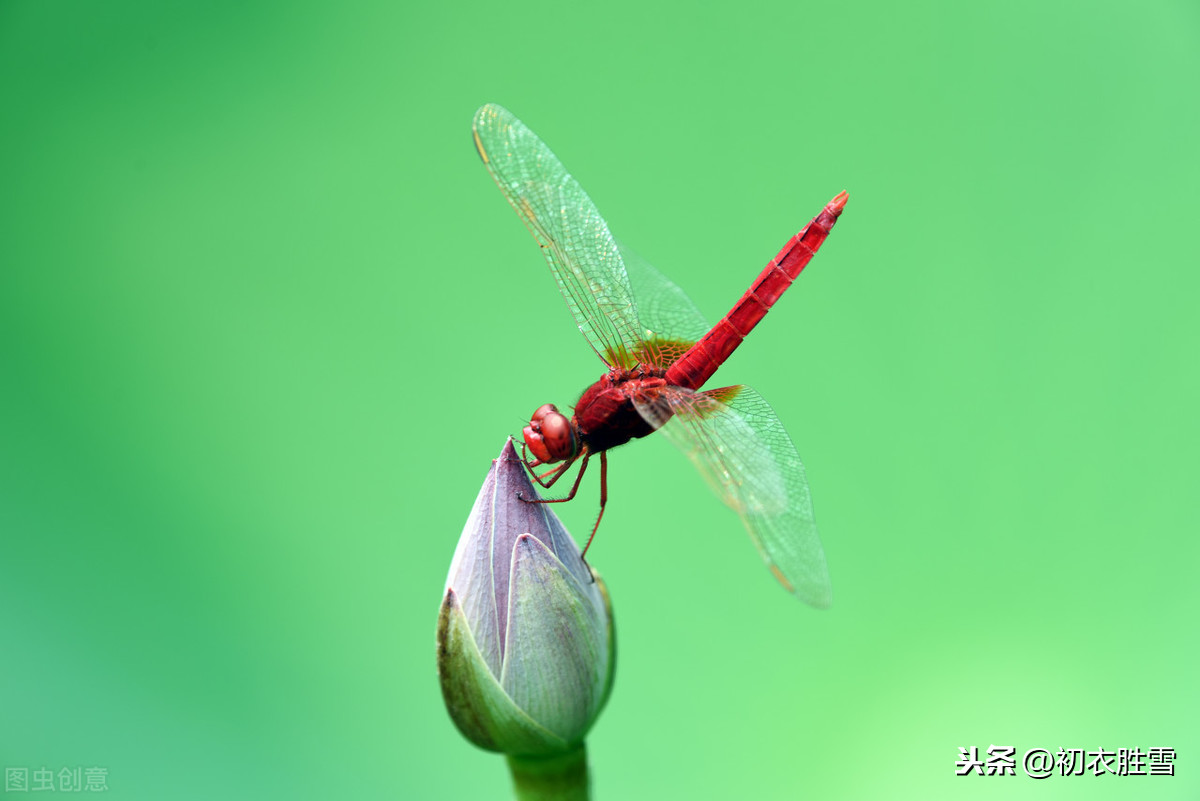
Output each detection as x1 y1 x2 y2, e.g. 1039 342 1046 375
523 403 580 464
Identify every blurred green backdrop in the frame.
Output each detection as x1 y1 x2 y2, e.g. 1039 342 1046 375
1 1 1196 799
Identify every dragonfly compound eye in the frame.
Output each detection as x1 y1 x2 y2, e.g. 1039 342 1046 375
523 406 577 464
530 403 560 425
538 411 577 461
523 423 553 463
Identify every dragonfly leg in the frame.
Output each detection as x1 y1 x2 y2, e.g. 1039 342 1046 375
580 451 608 561
518 452 589 505
520 451 604 582
521 441 580 489
526 456 577 490
536 461 573 487
519 440 544 469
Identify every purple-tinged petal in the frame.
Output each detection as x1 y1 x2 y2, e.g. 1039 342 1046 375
500 534 609 743
437 588 571 755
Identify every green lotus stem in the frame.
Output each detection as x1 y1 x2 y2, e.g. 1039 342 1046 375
507 745 589 801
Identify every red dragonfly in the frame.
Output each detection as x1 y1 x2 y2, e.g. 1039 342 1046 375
473 104 846 607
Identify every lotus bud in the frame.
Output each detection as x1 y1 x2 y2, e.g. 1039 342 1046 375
437 438 615 760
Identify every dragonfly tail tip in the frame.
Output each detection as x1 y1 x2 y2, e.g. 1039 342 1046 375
828 191 849 215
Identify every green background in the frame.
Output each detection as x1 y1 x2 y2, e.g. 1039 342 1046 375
2 1 1196 798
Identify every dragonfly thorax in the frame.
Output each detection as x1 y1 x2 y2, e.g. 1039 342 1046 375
523 403 580 464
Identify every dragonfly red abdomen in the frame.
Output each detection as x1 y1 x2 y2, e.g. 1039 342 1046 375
664 191 848 391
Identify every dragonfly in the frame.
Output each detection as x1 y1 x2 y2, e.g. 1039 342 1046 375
473 103 847 608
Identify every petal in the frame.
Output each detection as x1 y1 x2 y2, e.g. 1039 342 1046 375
493 442 593 592
436 588 571 756
445 438 597 682
500 534 609 743
490 440 594 648
591 570 617 720
445 453 503 675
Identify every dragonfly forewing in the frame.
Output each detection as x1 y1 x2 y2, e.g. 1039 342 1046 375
473 104 643 367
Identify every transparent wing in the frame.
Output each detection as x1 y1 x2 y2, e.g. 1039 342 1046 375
633 384 831 608
616 241 711 370
617 242 710 342
473 104 642 368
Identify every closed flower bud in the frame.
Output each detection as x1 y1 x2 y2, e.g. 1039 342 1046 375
437 438 615 757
